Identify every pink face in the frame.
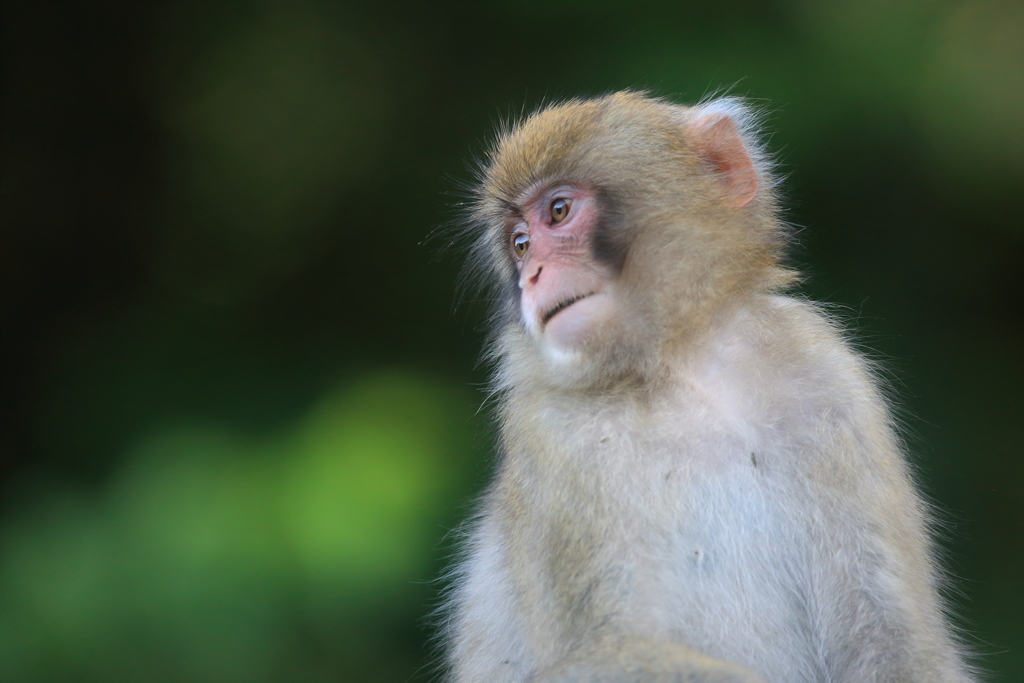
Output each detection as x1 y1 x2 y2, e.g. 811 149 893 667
508 184 617 351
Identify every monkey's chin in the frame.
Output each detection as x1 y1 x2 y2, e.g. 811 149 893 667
542 293 613 351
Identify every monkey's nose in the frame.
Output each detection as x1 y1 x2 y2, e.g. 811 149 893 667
520 262 543 290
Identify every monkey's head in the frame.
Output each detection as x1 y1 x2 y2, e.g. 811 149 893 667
468 92 791 390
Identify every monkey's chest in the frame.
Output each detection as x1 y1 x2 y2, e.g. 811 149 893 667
518 422 813 671
632 467 815 679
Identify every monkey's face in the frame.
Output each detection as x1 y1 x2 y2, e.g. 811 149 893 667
508 183 619 354
472 92 786 388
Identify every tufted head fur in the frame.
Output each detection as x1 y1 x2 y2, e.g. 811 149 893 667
464 92 796 391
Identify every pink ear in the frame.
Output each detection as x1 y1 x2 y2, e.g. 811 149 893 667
694 113 758 207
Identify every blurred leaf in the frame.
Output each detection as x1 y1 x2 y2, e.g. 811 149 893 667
0 371 471 682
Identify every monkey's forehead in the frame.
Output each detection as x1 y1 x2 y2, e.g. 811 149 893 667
480 91 694 207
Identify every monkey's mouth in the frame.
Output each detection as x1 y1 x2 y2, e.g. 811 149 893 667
541 293 593 325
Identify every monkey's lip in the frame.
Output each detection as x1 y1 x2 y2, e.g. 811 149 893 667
541 293 595 326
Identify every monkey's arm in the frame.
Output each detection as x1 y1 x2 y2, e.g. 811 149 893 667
771 300 976 682
447 491 769 683
449 560 767 683
532 638 766 683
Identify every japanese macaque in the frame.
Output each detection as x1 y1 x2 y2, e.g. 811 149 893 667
443 92 975 683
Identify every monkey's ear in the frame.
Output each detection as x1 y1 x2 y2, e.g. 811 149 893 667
692 112 759 207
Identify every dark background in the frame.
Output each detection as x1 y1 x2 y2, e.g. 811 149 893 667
2 2 1022 681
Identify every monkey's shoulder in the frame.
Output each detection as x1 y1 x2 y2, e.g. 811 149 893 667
715 295 883 400
678 295 896 463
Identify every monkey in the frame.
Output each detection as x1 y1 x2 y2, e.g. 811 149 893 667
441 92 976 683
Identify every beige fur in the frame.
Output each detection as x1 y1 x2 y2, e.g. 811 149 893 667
444 92 975 683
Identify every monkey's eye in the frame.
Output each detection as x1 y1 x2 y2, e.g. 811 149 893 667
550 198 572 224
512 232 529 258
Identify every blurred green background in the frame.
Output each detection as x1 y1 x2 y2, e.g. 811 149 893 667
1 1 1021 681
